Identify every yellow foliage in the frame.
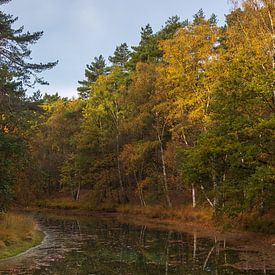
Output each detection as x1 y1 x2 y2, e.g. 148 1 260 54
156 17 220 136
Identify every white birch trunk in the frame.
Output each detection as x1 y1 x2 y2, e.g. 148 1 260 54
158 133 172 208
192 183 196 208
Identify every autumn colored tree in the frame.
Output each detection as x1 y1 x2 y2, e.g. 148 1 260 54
156 11 221 207
181 1 274 214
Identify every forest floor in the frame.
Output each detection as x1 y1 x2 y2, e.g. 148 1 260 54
0 213 44 260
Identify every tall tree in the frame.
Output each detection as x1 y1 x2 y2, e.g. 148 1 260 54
156 12 220 207
0 0 57 210
158 15 187 40
77 67 130 203
77 55 107 99
109 43 130 69
0 1 57 89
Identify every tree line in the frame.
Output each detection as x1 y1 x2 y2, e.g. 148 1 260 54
0 0 274 221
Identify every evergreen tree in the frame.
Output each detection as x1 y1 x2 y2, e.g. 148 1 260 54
0 1 57 89
77 55 107 99
193 9 205 24
109 43 130 69
129 24 162 69
0 0 57 210
158 15 186 39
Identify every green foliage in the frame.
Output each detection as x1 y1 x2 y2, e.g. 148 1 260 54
178 0 275 216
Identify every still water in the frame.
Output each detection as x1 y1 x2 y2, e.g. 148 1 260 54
0 213 273 274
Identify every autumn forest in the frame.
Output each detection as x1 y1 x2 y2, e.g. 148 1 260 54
0 0 274 234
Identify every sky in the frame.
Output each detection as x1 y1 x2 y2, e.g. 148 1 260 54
2 0 231 98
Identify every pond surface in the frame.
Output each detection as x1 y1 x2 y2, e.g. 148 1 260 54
0 213 273 274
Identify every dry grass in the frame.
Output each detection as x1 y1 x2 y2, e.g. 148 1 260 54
36 193 213 225
118 205 214 225
37 196 213 223
0 213 44 259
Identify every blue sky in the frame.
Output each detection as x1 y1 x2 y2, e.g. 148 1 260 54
2 0 231 98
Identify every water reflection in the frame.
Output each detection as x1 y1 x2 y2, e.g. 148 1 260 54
0 213 273 274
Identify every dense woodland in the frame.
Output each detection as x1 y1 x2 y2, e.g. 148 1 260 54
0 0 274 224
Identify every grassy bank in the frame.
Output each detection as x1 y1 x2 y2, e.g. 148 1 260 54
35 197 214 227
118 204 213 225
33 195 275 234
0 213 44 260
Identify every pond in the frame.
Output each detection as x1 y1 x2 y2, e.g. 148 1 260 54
0 213 273 274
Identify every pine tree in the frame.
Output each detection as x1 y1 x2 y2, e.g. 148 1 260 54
129 24 162 69
158 16 186 39
77 55 107 99
109 43 130 69
193 9 205 24
0 1 57 89
0 0 57 210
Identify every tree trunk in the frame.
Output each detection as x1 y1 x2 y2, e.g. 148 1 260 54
212 171 217 207
75 182 80 201
72 182 80 201
135 174 146 207
266 0 275 105
141 188 146 207
200 185 214 208
265 0 274 70
139 188 146 207
192 183 196 208
193 232 197 260
182 129 189 146
116 133 127 203
158 133 172 208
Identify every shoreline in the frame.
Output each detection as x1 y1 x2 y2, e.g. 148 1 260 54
17 205 275 242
